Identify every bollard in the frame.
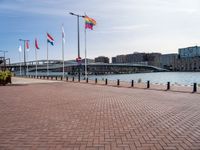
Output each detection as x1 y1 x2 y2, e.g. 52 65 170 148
47 76 49 80
167 82 170 90
147 81 150 88
131 80 134 87
56 76 57 80
51 76 53 80
66 76 68 81
117 79 120 86
193 83 197 93
61 77 63 81
78 77 80 82
95 78 97 84
105 79 108 85
72 77 74 82
86 78 88 83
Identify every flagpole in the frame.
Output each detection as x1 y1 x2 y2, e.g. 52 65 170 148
27 50 29 76
62 25 65 79
84 27 87 79
19 51 22 76
47 40 49 76
35 47 38 78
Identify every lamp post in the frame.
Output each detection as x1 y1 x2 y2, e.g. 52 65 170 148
0 50 8 70
19 39 29 76
69 12 85 81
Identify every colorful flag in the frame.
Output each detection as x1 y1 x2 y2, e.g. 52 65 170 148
19 45 22 52
26 41 30 51
35 38 39 49
62 25 65 44
84 15 96 30
47 33 54 46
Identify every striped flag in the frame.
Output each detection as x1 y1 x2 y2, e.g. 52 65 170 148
35 38 39 49
84 15 96 30
47 33 54 46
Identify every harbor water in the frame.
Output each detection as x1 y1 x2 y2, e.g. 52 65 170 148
22 72 200 86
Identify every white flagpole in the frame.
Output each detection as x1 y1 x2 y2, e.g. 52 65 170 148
84 27 87 79
62 25 65 78
47 40 49 76
35 47 38 78
19 51 22 76
27 50 29 76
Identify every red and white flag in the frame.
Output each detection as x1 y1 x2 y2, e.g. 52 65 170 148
62 25 65 44
35 38 39 49
26 41 30 51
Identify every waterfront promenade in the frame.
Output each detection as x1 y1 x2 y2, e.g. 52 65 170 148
1 78 200 149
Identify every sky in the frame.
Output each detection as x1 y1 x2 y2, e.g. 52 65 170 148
1 0 200 63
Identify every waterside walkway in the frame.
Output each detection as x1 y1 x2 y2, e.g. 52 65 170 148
1 77 200 149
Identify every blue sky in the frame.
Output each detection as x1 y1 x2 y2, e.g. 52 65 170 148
1 0 200 63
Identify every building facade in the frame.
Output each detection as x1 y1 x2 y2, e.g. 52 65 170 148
160 54 178 70
112 52 161 67
179 46 200 58
94 56 109 63
173 57 200 71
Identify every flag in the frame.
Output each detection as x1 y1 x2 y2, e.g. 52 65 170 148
19 45 22 52
62 25 65 44
35 38 39 49
26 41 30 51
84 15 96 30
47 33 54 46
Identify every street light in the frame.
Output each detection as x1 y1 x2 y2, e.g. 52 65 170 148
19 39 29 76
0 50 8 70
69 12 85 81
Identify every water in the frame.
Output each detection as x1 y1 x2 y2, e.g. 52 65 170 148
89 72 200 85
16 71 200 85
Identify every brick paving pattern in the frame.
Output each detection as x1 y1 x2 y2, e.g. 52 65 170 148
0 81 200 150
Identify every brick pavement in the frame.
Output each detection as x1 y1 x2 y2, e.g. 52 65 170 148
0 80 200 150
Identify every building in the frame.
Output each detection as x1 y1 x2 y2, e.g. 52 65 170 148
145 53 161 67
115 55 127 63
126 52 146 64
179 46 200 58
112 52 161 67
160 54 178 70
171 46 200 71
112 57 116 63
94 56 109 63
173 57 200 71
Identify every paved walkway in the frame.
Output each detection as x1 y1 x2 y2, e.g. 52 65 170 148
1 78 200 150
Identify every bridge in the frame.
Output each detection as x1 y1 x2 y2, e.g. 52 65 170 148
8 59 167 75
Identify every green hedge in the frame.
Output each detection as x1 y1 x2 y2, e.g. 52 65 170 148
0 70 12 85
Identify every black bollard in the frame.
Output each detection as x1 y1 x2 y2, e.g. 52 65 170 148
131 80 134 87
105 79 108 85
56 76 57 80
95 78 97 84
86 78 88 83
72 77 74 82
47 76 49 80
117 79 120 86
66 76 68 81
193 83 197 93
61 77 62 80
167 82 170 90
147 81 150 88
